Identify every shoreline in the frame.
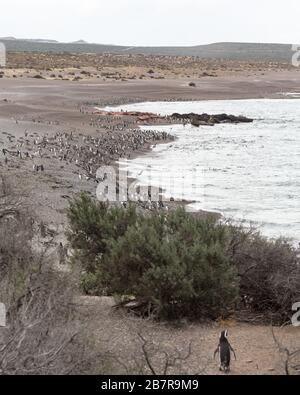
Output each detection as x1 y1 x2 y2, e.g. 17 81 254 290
115 126 221 219
117 99 300 241
0 71 299 237
100 94 300 110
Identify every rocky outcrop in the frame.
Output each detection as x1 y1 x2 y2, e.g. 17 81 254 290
93 109 253 127
171 112 254 126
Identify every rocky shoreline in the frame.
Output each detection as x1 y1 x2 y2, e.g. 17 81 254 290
171 112 254 126
0 74 292 235
93 109 254 127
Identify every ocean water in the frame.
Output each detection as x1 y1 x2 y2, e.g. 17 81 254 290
106 99 300 241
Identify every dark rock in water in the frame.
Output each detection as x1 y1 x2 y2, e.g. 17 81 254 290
171 112 253 126
191 117 213 127
191 117 201 127
235 115 253 123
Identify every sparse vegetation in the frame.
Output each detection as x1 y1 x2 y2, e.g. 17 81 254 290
226 223 300 324
0 178 101 375
3 51 296 82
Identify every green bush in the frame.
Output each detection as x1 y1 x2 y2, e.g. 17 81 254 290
67 194 138 273
67 195 238 319
67 194 300 323
102 213 238 319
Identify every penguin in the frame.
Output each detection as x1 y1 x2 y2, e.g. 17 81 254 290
214 330 236 373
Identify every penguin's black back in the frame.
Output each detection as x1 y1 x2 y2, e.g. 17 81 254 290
220 339 231 366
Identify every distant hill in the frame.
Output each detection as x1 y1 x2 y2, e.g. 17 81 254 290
0 38 294 61
71 40 88 44
1 36 17 41
24 39 59 43
0 37 59 43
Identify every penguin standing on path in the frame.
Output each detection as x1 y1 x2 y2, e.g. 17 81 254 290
214 330 236 373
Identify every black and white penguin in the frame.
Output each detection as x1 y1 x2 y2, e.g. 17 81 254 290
214 330 236 373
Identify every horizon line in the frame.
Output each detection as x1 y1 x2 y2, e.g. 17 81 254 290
0 37 295 47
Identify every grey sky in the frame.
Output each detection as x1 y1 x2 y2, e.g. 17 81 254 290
1 0 299 46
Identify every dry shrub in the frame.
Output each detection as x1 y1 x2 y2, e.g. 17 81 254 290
0 176 101 375
227 223 300 324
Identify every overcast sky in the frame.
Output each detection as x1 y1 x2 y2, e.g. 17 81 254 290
0 0 299 46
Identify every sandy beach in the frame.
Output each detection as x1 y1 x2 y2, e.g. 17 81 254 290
1 69 300 226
